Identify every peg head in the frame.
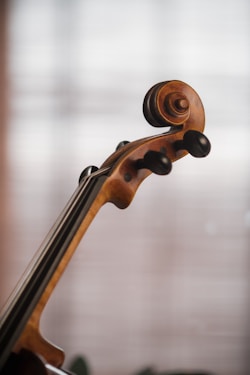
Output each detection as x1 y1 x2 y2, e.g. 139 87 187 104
136 150 172 175
174 130 211 158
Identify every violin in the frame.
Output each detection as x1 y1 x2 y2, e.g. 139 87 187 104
0 80 211 374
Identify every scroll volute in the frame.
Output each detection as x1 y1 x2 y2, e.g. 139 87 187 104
101 80 210 209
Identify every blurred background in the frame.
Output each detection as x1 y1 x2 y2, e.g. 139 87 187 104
0 0 249 374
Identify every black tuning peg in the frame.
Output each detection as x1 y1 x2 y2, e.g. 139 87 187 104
116 140 130 151
79 165 99 183
174 130 211 157
136 150 172 175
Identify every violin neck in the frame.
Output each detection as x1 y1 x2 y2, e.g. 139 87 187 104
0 168 109 369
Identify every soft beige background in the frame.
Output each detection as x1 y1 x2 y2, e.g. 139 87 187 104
1 1 249 374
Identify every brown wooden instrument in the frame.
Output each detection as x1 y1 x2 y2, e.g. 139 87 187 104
0 80 210 374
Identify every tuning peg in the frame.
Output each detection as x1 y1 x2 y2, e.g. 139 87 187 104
136 150 172 175
116 140 130 151
79 165 99 183
174 130 211 157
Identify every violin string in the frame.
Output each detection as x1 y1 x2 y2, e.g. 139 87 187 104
0 165 111 323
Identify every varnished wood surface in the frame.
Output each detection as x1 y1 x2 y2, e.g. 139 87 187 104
1 1 250 375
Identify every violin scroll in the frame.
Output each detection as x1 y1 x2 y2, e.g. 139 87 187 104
143 80 210 158
143 80 204 128
102 80 211 209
